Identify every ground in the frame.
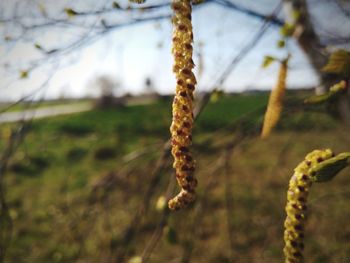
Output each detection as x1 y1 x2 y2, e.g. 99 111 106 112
1 92 350 263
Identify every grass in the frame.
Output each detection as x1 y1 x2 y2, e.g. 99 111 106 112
0 99 93 113
1 92 350 263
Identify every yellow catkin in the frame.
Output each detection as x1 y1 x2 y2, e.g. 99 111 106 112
261 59 288 138
168 0 197 211
284 149 334 263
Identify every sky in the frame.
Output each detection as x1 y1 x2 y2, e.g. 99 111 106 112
0 0 349 101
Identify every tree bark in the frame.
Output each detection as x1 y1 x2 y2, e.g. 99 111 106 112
284 0 350 124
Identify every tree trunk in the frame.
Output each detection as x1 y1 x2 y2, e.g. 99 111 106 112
284 0 350 124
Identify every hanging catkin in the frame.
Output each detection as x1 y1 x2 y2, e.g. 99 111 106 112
168 0 197 210
261 58 288 138
283 149 350 262
284 149 333 262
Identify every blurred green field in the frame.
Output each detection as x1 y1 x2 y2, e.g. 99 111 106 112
1 92 350 263
0 99 93 113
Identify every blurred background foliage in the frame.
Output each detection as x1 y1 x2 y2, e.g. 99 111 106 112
1 92 350 262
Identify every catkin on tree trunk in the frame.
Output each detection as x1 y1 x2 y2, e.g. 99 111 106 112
168 0 198 210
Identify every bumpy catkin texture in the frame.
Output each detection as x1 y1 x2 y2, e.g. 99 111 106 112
261 59 288 138
284 149 334 263
168 0 197 211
